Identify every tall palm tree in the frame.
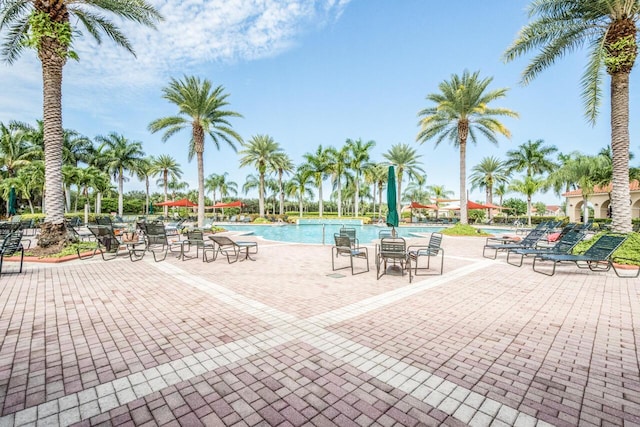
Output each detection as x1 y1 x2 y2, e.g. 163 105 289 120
95 132 145 216
0 0 161 245
149 75 243 227
217 173 238 201
327 145 351 217
504 139 558 179
510 176 544 226
134 157 153 215
270 152 294 216
469 156 509 219
364 163 388 220
382 143 425 211
346 138 375 217
76 166 103 224
238 135 283 217
403 174 430 204
150 155 182 217
427 184 454 220
416 70 517 224
286 168 314 217
503 0 640 233
301 145 332 217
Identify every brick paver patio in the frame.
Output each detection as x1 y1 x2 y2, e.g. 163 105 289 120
0 233 638 426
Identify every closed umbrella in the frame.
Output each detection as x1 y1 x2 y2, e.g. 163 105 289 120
148 202 154 214
386 166 399 236
8 187 17 216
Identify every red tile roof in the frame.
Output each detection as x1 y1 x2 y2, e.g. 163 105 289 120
562 180 640 197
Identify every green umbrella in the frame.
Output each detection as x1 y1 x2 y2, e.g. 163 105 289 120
149 202 154 214
385 166 399 231
8 187 17 216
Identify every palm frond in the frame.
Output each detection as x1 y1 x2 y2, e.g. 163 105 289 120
581 36 606 124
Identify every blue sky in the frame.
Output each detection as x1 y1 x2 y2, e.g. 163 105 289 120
1 0 635 206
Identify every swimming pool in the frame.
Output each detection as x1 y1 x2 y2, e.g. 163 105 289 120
219 223 512 244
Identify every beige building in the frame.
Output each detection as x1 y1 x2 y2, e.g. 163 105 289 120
563 180 640 222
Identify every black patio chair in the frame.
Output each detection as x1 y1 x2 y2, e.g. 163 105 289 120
407 232 444 280
376 236 411 281
138 222 184 262
0 230 24 277
332 235 369 275
532 234 628 276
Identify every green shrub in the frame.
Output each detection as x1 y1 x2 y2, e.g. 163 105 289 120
441 224 490 236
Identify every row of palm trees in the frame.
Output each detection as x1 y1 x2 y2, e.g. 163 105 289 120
5 114 631 232
1 0 638 245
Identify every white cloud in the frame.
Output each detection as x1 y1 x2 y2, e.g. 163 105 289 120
69 0 350 87
0 0 350 122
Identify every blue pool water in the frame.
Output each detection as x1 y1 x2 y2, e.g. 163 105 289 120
219 223 512 244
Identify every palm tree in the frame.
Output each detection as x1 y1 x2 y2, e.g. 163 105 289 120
469 156 509 219
286 168 314 217
504 139 558 179
510 176 544 226
327 145 351 217
13 161 44 213
238 135 283 217
148 75 243 227
301 145 332 217
364 163 388 220
270 152 294 216
95 132 145 216
150 155 182 217
416 70 517 225
76 166 103 224
427 184 454 220
134 157 153 215
218 173 238 201
346 138 375 217
503 0 640 233
547 153 609 222
0 122 38 178
382 143 425 211
0 0 161 245
403 174 430 204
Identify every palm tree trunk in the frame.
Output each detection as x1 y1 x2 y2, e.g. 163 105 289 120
459 141 468 225
371 183 376 219
196 152 205 227
337 176 342 217
163 171 169 217
279 171 284 216
42 60 65 225
118 169 124 216
354 177 360 217
259 173 265 217
318 178 323 217
298 193 303 217
378 183 383 219
145 177 150 215
610 72 632 233
527 196 532 226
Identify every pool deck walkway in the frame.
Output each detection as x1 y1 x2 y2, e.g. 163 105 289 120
0 234 639 426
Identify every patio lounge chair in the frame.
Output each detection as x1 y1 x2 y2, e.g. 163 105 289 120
182 230 214 261
532 234 627 276
205 235 258 263
506 229 585 267
376 236 411 281
0 230 24 277
138 222 184 262
407 232 444 280
482 226 549 259
81 225 140 261
332 235 369 275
